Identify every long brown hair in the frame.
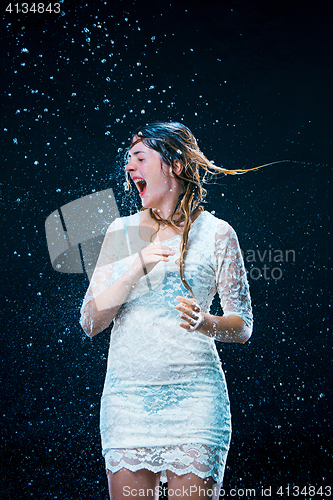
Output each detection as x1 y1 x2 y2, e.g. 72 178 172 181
125 121 273 296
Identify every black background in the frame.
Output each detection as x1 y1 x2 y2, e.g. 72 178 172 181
1 0 332 498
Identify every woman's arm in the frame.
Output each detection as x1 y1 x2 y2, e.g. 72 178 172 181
175 220 253 343
81 269 137 337
176 297 252 343
199 313 252 343
81 243 175 337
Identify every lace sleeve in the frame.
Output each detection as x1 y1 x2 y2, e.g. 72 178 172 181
215 222 253 329
79 218 129 335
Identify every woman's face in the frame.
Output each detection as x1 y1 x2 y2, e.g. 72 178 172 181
125 139 182 213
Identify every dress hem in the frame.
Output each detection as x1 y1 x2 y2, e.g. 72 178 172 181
105 460 226 485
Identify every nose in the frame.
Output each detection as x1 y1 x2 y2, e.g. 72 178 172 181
125 159 136 172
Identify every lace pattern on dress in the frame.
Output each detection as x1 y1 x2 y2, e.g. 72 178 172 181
215 221 253 329
104 443 228 484
79 212 252 488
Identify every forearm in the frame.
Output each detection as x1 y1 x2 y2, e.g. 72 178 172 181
81 243 175 337
197 313 252 343
81 269 136 337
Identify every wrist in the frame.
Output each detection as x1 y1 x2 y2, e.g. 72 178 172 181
196 312 216 338
197 313 251 343
123 267 140 288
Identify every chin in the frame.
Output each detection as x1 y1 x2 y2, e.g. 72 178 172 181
141 196 154 209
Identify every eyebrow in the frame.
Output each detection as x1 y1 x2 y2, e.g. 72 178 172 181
128 150 145 157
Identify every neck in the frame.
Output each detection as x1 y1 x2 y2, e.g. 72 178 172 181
148 187 184 221
149 207 177 223
152 204 180 221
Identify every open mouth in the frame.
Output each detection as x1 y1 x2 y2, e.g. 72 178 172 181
133 178 147 196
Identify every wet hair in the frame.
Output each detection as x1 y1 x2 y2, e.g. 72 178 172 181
125 121 265 296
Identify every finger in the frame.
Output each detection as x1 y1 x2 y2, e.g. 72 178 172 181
176 296 200 310
176 304 198 317
179 321 191 331
147 243 175 251
176 296 194 305
140 249 175 266
144 247 175 257
176 304 198 319
180 312 199 326
176 298 201 313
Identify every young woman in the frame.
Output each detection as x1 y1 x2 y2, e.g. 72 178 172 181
80 122 253 499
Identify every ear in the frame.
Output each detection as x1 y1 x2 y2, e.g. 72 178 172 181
172 160 184 176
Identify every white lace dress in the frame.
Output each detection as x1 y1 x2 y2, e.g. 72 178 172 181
80 211 253 484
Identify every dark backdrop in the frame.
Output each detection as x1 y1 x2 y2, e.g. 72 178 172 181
1 0 332 498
